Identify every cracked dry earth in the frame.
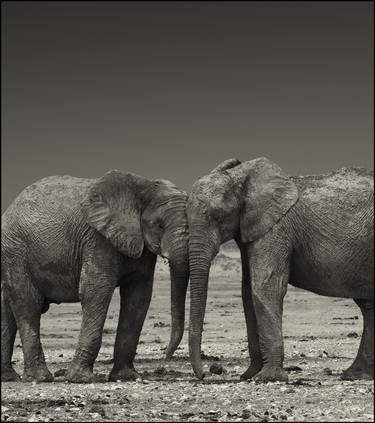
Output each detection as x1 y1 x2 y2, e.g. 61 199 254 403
1 244 374 422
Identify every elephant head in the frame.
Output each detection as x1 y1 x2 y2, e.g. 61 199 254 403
82 170 189 357
187 157 299 378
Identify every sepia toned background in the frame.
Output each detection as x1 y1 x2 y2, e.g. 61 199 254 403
2 1 373 209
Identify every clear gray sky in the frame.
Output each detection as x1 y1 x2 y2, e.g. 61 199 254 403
2 1 373 210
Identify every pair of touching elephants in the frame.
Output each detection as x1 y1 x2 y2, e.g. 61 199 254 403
2 158 373 383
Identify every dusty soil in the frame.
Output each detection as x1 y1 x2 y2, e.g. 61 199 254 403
1 243 374 422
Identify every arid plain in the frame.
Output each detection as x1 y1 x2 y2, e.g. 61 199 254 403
1 242 373 422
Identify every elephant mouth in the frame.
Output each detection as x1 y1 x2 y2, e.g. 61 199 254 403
161 256 170 264
147 242 161 255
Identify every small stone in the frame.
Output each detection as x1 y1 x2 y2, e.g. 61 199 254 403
241 410 252 419
347 331 359 338
89 405 105 417
209 363 223 375
284 365 302 372
154 366 167 376
54 369 67 377
323 367 333 375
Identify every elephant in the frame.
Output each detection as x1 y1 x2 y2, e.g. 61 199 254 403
1 170 189 383
187 157 374 383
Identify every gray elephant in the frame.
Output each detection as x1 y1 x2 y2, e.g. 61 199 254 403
187 157 373 382
2 170 189 383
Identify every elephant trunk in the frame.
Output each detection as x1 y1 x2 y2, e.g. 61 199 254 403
162 214 189 359
166 250 189 358
188 229 217 379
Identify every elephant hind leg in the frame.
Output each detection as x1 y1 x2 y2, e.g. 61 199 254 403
342 299 373 380
6 267 53 383
1 285 20 381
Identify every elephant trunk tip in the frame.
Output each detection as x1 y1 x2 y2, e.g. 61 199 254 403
193 366 205 380
164 341 178 360
189 336 206 380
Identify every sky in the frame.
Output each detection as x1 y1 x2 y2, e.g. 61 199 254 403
2 1 373 210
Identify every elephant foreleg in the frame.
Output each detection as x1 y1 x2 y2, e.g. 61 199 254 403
249 235 290 383
342 299 374 380
236 240 262 381
66 259 116 383
109 263 155 382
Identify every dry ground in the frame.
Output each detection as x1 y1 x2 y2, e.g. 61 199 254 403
1 244 374 422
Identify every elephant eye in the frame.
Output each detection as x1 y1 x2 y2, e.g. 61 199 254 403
211 208 225 223
156 221 164 230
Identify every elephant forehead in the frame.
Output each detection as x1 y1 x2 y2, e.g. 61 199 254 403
188 193 227 221
153 182 187 199
145 194 188 223
192 175 229 200
154 178 177 189
151 192 188 208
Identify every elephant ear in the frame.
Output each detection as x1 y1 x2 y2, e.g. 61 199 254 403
82 170 145 259
210 158 242 173
240 157 299 243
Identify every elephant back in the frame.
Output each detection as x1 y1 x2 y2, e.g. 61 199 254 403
2 175 96 251
290 167 373 235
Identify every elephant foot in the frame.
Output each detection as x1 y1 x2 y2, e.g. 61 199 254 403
341 363 374 381
108 367 141 382
254 366 288 383
240 363 262 381
66 365 94 383
1 365 21 382
23 366 54 383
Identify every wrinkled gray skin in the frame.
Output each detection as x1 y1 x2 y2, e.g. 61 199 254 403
188 157 373 382
2 171 189 383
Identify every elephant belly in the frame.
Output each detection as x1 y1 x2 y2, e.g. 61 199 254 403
289 243 373 299
30 260 81 303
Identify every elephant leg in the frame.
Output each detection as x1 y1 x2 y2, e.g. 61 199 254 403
249 237 290 383
342 299 374 380
1 284 20 381
236 240 262 381
66 260 116 383
6 268 53 383
109 264 155 382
